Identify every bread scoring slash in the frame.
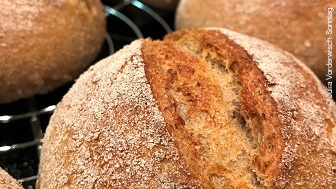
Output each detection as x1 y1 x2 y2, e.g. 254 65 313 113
37 28 336 189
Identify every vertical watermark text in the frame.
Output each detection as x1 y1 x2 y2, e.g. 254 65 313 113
326 7 334 106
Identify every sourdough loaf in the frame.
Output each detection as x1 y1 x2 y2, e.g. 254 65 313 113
37 28 336 188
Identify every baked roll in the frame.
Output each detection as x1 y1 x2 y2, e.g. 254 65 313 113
37 28 336 188
0 0 106 103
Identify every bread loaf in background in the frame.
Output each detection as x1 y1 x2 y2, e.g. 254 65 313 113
37 28 336 188
0 0 106 103
175 0 335 83
0 168 23 189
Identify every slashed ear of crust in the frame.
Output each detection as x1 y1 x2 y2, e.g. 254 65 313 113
144 28 336 188
143 30 285 188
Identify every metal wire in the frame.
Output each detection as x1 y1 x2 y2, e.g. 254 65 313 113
0 1 172 188
104 5 144 38
0 139 43 153
0 105 55 124
105 0 173 34
130 0 173 33
17 175 39 183
105 33 115 54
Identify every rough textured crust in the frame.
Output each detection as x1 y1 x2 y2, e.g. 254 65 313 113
0 168 23 189
175 0 335 82
144 30 286 188
0 0 106 103
212 28 336 188
38 29 336 188
37 40 202 188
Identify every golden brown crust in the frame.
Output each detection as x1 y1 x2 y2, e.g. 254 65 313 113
175 0 335 81
39 29 336 188
0 0 106 103
143 40 218 188
143 30 286 188
196 30 285 185
0 168 23 189
144 29 336 188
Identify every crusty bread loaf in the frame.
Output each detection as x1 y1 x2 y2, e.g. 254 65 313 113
175 0 335 82
0 0 106 103
37 28 336 188
0 168 23 189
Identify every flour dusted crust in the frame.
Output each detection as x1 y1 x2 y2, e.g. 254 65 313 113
0 0 106 103
37 40 202 188
38 28 336 188
0 168 23 189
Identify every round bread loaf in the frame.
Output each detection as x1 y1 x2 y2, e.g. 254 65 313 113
0 168 23 189
175 0 335 82
37 28 336 188
0 0 106 103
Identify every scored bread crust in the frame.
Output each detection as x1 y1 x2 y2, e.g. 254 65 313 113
0 168 23 189
212 28 336 188
38 29 336 188
0 0 106 103
144 29 336 188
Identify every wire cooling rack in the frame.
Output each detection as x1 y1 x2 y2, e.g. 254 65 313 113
0 1 173 188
